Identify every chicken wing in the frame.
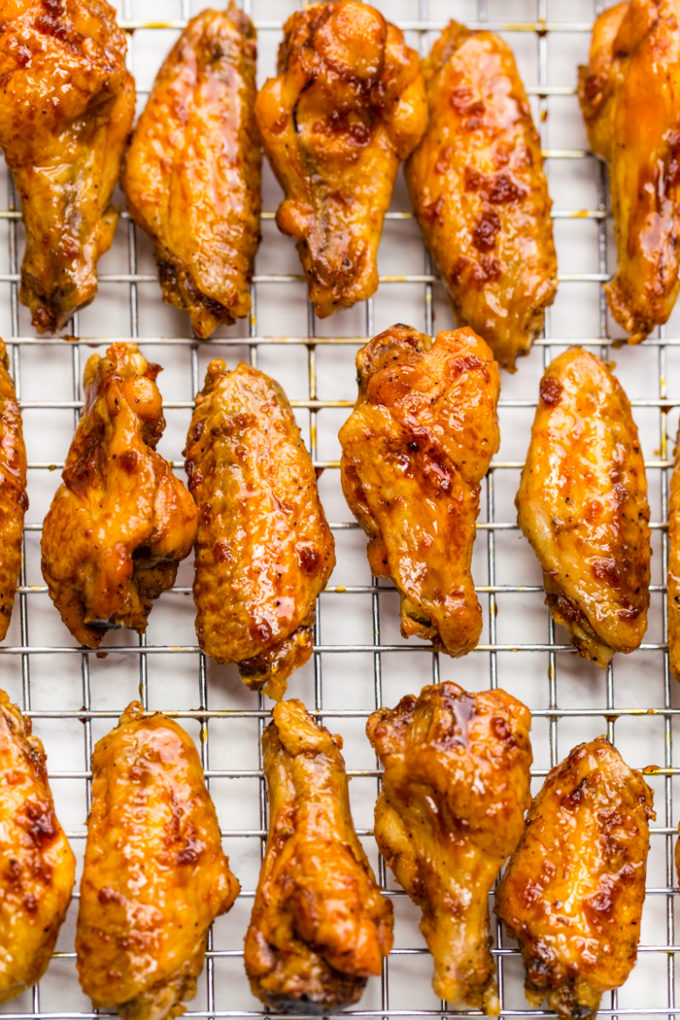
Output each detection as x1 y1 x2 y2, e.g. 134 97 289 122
244 698 393 1012
255 1 427 317
367 682 532 1015
667 424 680 680
0 0 135 333
0 340 27 642
405 22 557 371
184 361 335 700
496 737 654 1020
339 324 500 657
578 1 680 342
516 346 650 667
41 342 198 648
122 5 261 338
0 689 75 1003
76 701 240 1020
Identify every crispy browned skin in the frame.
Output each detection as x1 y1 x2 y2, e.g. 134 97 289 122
76 702 239 1020
255 1 427 317
496 737 654 1020
0 340 27 642
122 5 261 338
579 1 680 342
405 22 557 372
367 682 532 1016
517 347 650 667
0 0 135 333
41 343 198 648
339 324 499 657
244 699 393 1012
184 361 335 700
0 689 75 1003
668 425 680 679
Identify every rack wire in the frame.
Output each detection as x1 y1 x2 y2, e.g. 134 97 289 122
0 0 678 1018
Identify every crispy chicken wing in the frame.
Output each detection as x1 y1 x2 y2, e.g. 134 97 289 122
367 682 532 1015
255 1 427 317
76 701 240 1020
668 424 680 679
339 324 500 657
0 340 27 642
496 737 654 1020
405 22 557 371
0 0 135 333
122 5 261 338
0 689 75 1003
244 699 393 1012
578 1 680 342
41 342 198 648
184 361 335 700
517 346 650 667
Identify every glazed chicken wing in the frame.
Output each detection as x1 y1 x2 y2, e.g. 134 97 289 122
122 4 261 338
0 0 135 332
244 699 393 1012
339 324 500 657
579 0 680 342
0 340 27 642
517 346 650 666
496 737 654 1020
405 22 557 371
367 682 532 1015
0 689 75 1003
184 361 335 700
668 424 680 679
76 701 240 1020
41 343 198 648
255 1 427 317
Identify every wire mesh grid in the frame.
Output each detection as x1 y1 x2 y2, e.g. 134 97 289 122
0 0 679 1017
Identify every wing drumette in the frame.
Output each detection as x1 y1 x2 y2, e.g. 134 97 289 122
41 343 198 647
255 0 427 317
122 4 261 338
244 699 393 1012
0 0 135 332
497 737 654 1020
0 339 27 641
367 682 532 1015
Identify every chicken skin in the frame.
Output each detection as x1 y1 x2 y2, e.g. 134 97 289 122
0 0 135 333
517 347 650 667
76 701 240 1020
367 682 532 1015
405 22 557 371
122 5 261 338
339 324 500 657
42 343 198 648
244 699 393 1012
255 1 427 317
496 737 654 1020
667 424 680 680
0 340 27 642
0 689 75 1003
184 361 335 700
579 1 680 342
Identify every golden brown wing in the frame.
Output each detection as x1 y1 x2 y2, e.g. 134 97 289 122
0 0 135 332
667 424 680 679
184 360 335 700
41 343 198 648
122 4 261 338
244 699 393 1012
578 0 680 342
339 324 500 657
405 22 557 371
76 701 239 1020
516 346 650 666
0 340 27 642
0 689 75 1003
255 0 427 317
496 737 654 1020
367 682 532 1016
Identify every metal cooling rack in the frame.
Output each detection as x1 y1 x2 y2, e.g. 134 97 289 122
0 0 678 1018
